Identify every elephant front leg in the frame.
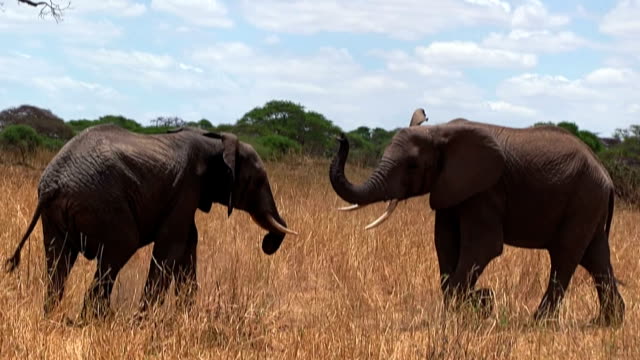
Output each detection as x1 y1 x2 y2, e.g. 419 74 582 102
441 207 503 317
173 222 199 310
434 209 460 303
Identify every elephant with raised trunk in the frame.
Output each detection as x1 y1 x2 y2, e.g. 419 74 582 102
6 124 296 320
330 109 624 326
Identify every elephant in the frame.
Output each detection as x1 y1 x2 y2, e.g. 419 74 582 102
5 124 296 321
329 109 625 326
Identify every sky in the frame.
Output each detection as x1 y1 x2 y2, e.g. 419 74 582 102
0 0 639 136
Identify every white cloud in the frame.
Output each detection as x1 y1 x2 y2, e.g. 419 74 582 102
151 0 232 28
511 0 569 29
498 73 598 100
240 0 512 40
496 70 640 134
584 68 638 86
75 0 147 16
486 100 536 117
464 0 511 12
264 34 281 45
482 30 587 53
77 49 175 69
69 48 221 91
179 63 204 73
32 76 120 99
600 0 640 38
416 41 537 69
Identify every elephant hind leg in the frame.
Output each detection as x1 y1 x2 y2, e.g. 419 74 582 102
79 245 136 321
534 219 591 323
42 216 79 316
579 233 625 327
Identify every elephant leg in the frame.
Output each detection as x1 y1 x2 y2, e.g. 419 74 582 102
444 206 503 316
434 209 460 299
534 219 589 323
139 235 187 313
42 220 78 316
174 222 199 310
579 233 625 326
80 244 136 321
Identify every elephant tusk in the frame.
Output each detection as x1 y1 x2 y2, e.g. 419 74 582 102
337 204 368 211
364 199 399 230
267 215 299 236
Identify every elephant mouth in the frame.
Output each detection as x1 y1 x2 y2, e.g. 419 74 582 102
338 199 399 230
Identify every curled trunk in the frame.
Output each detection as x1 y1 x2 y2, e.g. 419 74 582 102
329 135 388 205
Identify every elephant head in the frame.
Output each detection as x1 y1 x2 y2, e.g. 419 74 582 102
329 110 505 229
196 131 297 254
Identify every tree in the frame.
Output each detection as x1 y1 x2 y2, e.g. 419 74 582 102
1 0 70 22
197 119 213 129
533 121 604 154
235 100 341 156
0 105 74 139
0 124 42 164
150 116 186 128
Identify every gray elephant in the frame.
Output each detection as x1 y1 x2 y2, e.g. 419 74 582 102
329 109 624 326
6 124 296 320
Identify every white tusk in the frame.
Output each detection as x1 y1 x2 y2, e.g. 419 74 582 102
364 199 399 230
267 215 299 236
337 204 368 211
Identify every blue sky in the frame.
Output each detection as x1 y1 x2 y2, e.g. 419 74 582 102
1 0 639 136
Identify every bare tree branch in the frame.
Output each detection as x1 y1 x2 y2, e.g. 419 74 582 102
13 0 71 22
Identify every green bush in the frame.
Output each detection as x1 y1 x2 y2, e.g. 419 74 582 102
0 124 43 163
257 134 301 159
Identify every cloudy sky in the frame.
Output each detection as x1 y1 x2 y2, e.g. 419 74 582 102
1 0 639 136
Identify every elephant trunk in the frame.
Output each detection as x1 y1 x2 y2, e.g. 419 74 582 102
249 189 296 255
329 135 389 206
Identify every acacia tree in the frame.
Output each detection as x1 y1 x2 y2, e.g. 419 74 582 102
1 0 70 22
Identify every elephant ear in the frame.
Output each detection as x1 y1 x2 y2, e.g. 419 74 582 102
410 108 428 127
204 132 239 216
429 125 505 210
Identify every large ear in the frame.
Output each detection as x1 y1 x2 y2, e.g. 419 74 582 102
204 132 239 216
410 108 428 127
429 125 505 209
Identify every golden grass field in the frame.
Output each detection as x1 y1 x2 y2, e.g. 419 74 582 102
0 151 638 359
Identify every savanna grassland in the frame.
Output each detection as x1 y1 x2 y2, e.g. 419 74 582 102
0 152 638 359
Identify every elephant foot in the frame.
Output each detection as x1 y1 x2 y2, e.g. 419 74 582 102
590 309 624 328
444 288 495 318
65 315 91 328
78 300 114 323
470 288 494 318
532 306 560 327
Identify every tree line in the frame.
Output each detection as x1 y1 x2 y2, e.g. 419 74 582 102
2 101 640 203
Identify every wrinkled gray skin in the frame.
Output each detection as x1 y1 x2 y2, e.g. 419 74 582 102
330 112 624 326
6 124 291 320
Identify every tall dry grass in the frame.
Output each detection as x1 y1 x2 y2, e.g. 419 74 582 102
0 153 638 359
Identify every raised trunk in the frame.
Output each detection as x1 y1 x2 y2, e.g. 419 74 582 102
329 135 389 205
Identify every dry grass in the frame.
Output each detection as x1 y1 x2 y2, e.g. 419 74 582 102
0 152 638 359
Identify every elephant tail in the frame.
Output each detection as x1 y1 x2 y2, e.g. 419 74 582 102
5 201 43 273
605 189 626 287
605 188 614 240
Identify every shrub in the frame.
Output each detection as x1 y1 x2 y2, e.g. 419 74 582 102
257 134 301 160
0 124 43 163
